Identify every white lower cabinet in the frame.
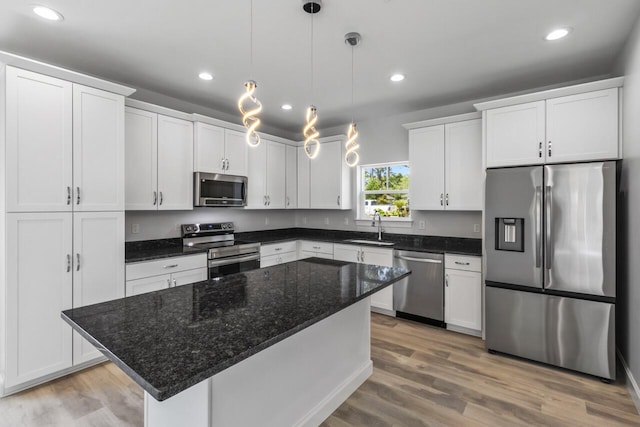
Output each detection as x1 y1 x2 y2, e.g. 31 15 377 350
297 241 334 260
444 254 482 335
333 244 394 313
125 254 207 296
260 241 298 267
5 211 124 390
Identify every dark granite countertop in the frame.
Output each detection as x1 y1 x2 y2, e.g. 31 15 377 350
125 228 481 263
62 258 411 401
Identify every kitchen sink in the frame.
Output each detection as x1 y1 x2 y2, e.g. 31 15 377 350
344 239 395 247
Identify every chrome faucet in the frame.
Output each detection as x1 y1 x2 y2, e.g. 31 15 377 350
372 212 384 241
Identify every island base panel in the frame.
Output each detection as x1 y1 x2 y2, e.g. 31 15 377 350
145 297 373 427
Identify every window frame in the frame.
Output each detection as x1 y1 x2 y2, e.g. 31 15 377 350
356 161 412 222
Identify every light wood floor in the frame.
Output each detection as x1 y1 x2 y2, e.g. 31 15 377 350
2 313 639 426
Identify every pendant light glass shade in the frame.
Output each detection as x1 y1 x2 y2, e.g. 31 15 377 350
345 122 359 167
238 80 262 147
304 105 320 159
238 0 262 147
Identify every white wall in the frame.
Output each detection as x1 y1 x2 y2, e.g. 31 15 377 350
615 13 640 399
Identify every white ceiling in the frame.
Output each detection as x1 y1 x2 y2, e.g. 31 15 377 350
1 0 639 138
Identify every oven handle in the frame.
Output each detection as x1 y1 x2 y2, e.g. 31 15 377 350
208 253 260 268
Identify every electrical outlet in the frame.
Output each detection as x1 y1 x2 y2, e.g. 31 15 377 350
324 217 330 225
303 216 307 225
131 224 140 234
175 224 181 231
473 223 480 233
344 217 349 226
265 217 270 226
418 220 426 230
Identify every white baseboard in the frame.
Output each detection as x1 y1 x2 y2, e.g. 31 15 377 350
296 360 373 427
371 307 395 317
447 324 482 337
617 349 640 415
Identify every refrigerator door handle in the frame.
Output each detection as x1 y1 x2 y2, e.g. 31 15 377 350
535 186 542 268
545 185 552 270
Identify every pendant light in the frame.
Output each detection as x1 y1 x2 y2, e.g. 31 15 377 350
302 0 321 159
238 0 262 147
344 32 361 167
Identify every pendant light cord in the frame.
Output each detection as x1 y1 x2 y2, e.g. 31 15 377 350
250 0 254 79
351 45 354 123
311 10 314 100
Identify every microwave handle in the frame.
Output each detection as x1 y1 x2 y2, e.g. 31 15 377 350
242 182 247 201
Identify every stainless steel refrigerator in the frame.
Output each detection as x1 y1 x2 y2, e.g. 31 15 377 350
485 161 617 380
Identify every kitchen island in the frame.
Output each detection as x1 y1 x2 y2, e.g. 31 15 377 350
62 258 410 427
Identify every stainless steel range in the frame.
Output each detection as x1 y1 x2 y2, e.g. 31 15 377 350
181 222 261 280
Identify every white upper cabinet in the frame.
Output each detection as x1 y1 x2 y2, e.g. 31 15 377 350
6 68 124 213
125 107 193 211
246 139 286 209
409 126 445 210
408 118 482 211
297 147 311 209
194 123 248 176
545 88 619 164
484 86 620 167
445 119 483 210
157 115 193 210
72 84 125 211
309 138 352 210
285 145 298 209
72 212 125 365
486 101 545 168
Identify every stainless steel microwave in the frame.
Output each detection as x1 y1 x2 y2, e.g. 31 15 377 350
194 172 247 207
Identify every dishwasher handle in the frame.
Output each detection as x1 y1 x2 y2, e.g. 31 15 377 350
394 254 442 264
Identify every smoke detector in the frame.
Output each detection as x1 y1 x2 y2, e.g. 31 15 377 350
302 0 322 14
344 32 361 47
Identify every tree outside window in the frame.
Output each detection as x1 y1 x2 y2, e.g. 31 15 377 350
360 163 410 218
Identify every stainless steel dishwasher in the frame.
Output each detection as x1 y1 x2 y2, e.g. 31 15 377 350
393 250 444 325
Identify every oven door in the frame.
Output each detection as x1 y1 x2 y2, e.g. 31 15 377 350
208 253 261 280
194 172 247 207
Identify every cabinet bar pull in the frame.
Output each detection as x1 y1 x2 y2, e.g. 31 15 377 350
313 246 321 250
76 187 80 205
76 253 80 271
167 278 171 287
66 254 71 272
454 261 470 266
159 191 163 205
548 141 552 157
267 196 271 206
337 195 341 206
286 196 290 207
163 264 178 269
264 195 267 206
440 193 444 206
539 142 543 158
173 279 177 287
67 186 71 205
221 158 226 170
153 191 157 206
226 159 230 170
275 248 282 251
446 274 449 287
361 251 365 262
445 193 449 206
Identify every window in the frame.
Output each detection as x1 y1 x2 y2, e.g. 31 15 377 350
358 162 410 219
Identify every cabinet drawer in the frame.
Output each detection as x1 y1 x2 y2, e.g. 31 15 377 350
299 240 333 255
126 253 207 281
445 254 481 272
260 241 297 257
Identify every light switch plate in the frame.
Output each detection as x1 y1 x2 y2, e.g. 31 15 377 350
473 223 480 233
131 224 140 234
418 220 426 230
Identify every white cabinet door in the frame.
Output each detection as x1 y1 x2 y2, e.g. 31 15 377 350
285 145 298 209
72 84 124 212
445 269 482 331
279 251 298 264
267 141 287 209
486 101 545 167
297 147 310 209
72 212 125 365
125 107 158 210
409 126 445 210
260 254 280 268
6 67 73 212
126 275 171 296
546 88 619 163
194 122 226 174
333 245 360 263
445 119 483 210
6 213 73 388
310 140 342 209
157 115 193 210
246 141 268 209
361 247 394 312
224 129 249 176
172 268 207 287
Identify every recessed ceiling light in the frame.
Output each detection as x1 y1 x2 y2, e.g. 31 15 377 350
545 28 571 41
390 73 405 82
281 104 293 110
198 72 213 81
32 6 64 21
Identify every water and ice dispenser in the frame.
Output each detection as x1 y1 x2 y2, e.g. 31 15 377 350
495 218 524 252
